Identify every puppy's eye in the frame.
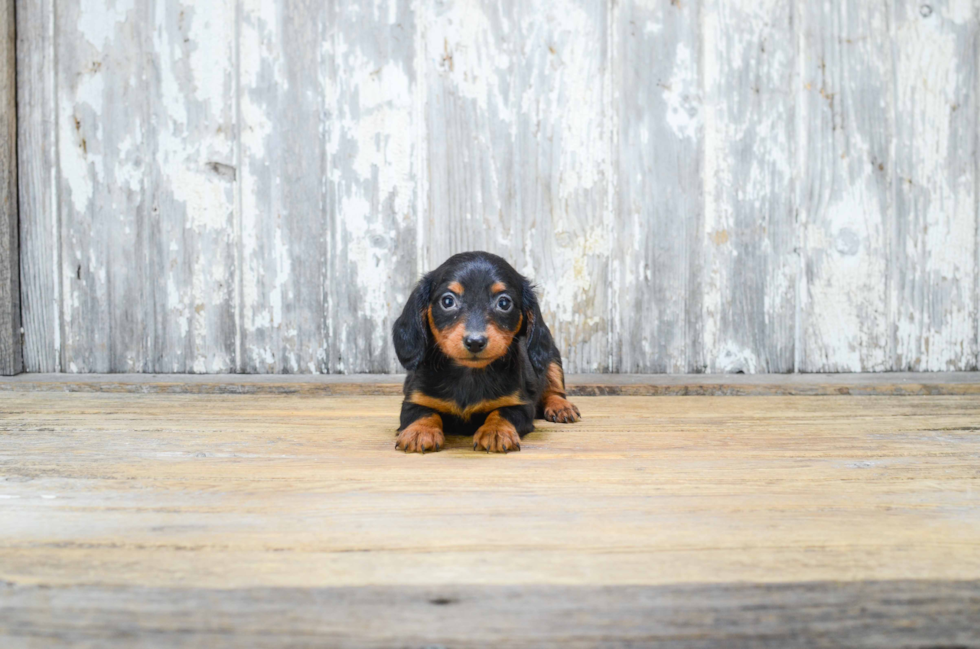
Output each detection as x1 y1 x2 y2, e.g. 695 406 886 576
440 294 458 310
496 296 513 312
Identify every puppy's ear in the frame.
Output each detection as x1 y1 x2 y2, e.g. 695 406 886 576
392 274 433 371
520 278 550 373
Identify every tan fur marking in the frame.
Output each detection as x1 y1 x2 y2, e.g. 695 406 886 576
541 361 580 423
542 394 581 423
448 281 464 295
395 413 445 453
428 307 512 368
454 357 495 368
483 322 514 362
428 307 467 360
491 282 507 294
544 361 566 398
473 410 521 453
409 391 525 421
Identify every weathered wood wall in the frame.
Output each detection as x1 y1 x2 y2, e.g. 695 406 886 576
0 0 20 375
13 0 980 374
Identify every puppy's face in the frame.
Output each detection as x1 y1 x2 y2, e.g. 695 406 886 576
427 272 523 368
392 252 539 372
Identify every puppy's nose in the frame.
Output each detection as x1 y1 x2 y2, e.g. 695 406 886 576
464 334 488 353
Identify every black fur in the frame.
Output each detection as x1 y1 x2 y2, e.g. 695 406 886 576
392 251 566 439
392 274 432 371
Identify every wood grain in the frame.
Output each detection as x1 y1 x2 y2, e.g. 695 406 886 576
2 371 980 396
2 581 978 648
143 0 239 373
14 0 980 374
326 0 419 373
1 393 978 587
53 0 238 372
239 0 418 374
700 0 796 373
238 0 329 373
0 0 19 376
612 0 702 373
798 0 893 372
0 392 978 645
15 0 59 373
425 0 610 372
56 0 139 372
890 0 978 371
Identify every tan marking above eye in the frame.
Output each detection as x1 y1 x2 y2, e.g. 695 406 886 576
491 282 507 294
409 391 525 421
448 281 464 295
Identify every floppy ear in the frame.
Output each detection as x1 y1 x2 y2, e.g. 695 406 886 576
520 278 550 373
392 274 433 371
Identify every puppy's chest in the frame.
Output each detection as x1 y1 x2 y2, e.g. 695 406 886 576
410 374 525 422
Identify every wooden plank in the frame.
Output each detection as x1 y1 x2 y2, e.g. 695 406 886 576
890 0 978 371
12 0 980 377
326 0 419 373
0 393 977 592
424 0 610 373
15 0 59 373
2 371 980 396
238 0 328 374
2 581 978 648
700 0 796 373
2 392 978 642
56 0 141 372
143 1 239 372
797 0 893 372
239 0 418 374
0 0 20 375
54 0 239 372
611 0 702 373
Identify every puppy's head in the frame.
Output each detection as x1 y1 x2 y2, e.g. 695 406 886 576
393 252 534 370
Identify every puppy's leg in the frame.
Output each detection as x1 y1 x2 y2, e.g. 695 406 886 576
396 402 445 453
473 406 533 453
541 361 581 423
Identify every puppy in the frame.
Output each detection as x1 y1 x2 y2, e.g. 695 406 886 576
392 251 581 453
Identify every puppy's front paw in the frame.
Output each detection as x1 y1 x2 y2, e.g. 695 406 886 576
544 396 581 423
473 412 521 453
395 415 444 453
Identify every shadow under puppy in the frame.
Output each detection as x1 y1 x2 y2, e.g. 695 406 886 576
392 251 581 453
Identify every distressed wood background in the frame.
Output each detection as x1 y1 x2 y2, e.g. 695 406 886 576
13 0 980 374
0 0 19 375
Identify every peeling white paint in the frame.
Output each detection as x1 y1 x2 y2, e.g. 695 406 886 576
77 0 133 49
806 185 890 371
664 42 700 141
701 0 796 373
60 70 105 215
942 0 973 25
22 0 980 374
341 51 414 219
426 0 512 120
890 0 976 370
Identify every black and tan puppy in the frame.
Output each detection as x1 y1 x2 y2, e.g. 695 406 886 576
392 251 581 453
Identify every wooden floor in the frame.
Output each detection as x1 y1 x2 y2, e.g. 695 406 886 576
1 389 979 647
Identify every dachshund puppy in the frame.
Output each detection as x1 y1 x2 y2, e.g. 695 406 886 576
392 251 581 453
